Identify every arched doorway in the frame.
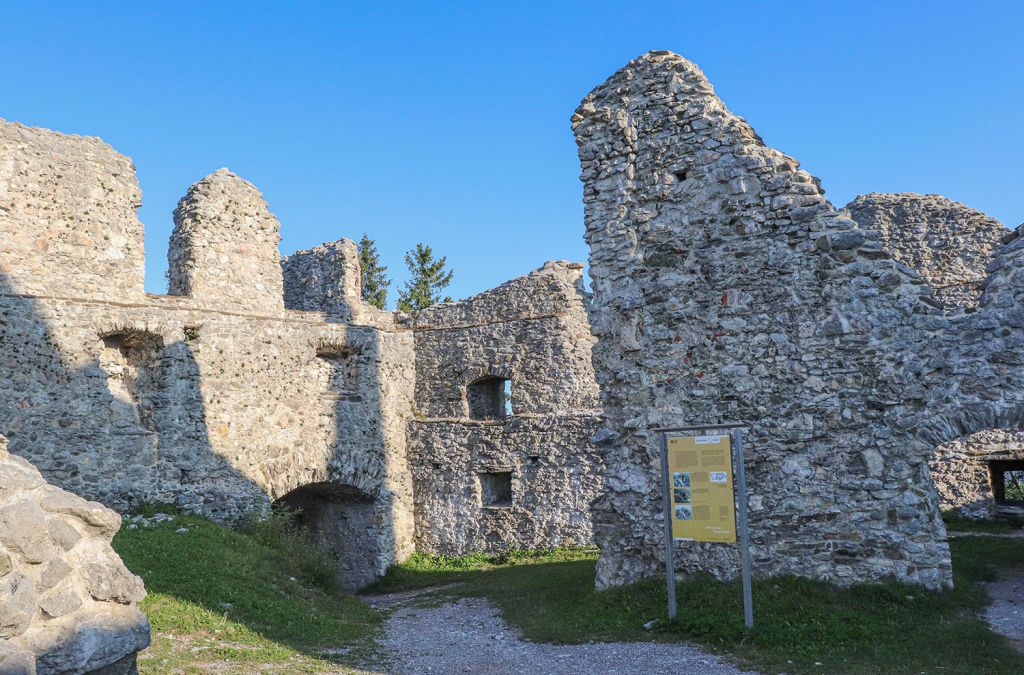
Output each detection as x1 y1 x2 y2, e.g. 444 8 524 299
276 482 385 592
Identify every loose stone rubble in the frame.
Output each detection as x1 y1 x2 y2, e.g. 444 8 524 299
0 435 149 674
571 51 1024 591
848 193 1022 518
0 117 601 596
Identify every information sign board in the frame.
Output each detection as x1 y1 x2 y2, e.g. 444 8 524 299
667 434 737 543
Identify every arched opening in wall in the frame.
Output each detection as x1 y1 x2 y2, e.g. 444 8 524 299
931 428 1024 521
467 376 512 420
98 329 165 432
275 481 383 592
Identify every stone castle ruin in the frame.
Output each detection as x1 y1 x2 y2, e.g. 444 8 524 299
573 51 1024 590
1 50 1022 670
0 117 602 598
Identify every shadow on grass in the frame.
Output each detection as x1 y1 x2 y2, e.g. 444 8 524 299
113 513 382 671
367 540 1024 675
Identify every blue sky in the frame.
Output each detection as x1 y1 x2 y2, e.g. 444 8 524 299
2 2 1020 304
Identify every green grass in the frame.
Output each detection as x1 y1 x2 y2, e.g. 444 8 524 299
113 508 381 673
368 539 1024 674
944 512 1024 534
113 507 1024 674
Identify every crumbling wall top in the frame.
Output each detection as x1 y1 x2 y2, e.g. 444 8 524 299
168 168 285 313
412 260 588 330
282 237 362 321
846 192 1007 310
0 119 145 302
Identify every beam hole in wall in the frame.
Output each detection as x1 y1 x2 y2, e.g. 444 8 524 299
479 471 512 508
467 376 511 420
673 170 688 182
316 345 358 396
98 330 164 432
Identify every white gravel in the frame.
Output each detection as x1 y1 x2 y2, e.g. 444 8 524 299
371 595 755 675
985 572 1024 649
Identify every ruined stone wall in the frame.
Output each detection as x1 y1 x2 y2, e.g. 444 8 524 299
0 120 145 304
574 52 954 590
282 238 362 321
1 436 150 674
168 169 285 314
0 119 417 589
846 193 1007 310
848 193 1023 518
408 262 604 555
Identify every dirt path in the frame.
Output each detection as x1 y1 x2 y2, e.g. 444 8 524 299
984 571 1024 651
365 591 754 675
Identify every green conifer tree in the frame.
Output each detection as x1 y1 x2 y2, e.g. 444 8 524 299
358 234 391 310
397 243 454 312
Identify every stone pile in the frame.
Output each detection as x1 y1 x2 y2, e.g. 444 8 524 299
0 435 149 674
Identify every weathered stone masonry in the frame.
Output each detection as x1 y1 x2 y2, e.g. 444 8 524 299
0 117 603 596
407 261 603 555
1 435 150 674
0 119 417 593
848 192 1023 519
574 52 963 590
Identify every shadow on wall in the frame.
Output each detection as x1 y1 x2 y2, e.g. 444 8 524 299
0 272 274 516
279 329 411 592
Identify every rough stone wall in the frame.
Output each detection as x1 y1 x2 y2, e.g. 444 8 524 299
574 52 955 590
0 436 150 674
928 430 1024 519
168 169 285 314
847 193 1020 518
0 120 416 590
846 193 1007 310
282 238 362 321
0 119 145 304
408 261 603 555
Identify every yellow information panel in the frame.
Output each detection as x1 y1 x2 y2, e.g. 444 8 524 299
668 434 737 542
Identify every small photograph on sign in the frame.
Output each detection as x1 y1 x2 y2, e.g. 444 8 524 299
672 471 691 488
709 471 728 484
674 505 693 521
674 488 691 504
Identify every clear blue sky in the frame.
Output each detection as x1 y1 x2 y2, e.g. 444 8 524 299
2 2 1020 305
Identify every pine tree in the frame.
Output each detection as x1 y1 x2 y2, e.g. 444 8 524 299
397 243 454 312
358 234 391 310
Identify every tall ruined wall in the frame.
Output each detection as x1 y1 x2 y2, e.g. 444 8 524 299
168 169 285 314
0 119 145 303
1 436 150 674
574 52 954 590
848 193 1019 518
0 123 417 589
282 238 362 321
846 193 1007 310
409 261 603 554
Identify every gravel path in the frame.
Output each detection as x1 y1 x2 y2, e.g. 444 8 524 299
369 593 755 675
985 572 1024 650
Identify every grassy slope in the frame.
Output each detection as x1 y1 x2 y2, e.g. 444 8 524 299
113 511 1024 675
368 538 1024 675
113 514 381 674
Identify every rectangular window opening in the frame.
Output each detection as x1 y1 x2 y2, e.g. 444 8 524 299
467 376 511 420
479 471 513 508
990 460 1024 505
